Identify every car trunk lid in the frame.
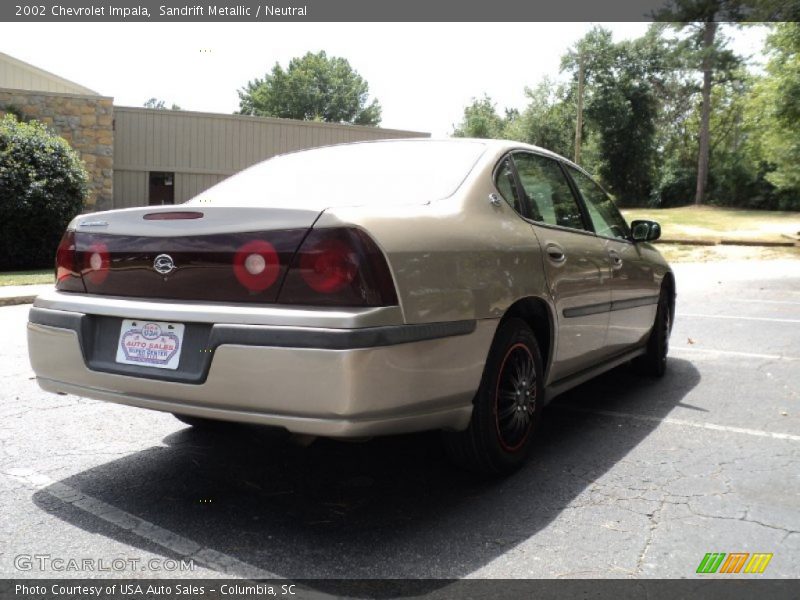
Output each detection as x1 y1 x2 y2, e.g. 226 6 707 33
64 206 321 303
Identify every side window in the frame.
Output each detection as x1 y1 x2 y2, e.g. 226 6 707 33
494 158 523 214
567 166 629 240
512 153 587 231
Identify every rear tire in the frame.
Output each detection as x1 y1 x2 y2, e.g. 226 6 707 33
443 318 544 476
634 286 671 377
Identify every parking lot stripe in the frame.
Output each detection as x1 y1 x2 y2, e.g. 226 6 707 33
678 313 800 324
671 346 800 361
2 468 275 578
729 299 800 306
555 406 800 442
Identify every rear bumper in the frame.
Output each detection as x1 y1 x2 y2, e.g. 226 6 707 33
28 292 496 437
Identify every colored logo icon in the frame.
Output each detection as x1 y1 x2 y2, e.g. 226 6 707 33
696 553 773 574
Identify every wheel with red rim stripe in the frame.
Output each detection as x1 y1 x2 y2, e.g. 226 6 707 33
494 342 538 452
443 317 543 475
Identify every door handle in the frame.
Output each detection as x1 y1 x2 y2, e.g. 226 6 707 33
546 243 566 263
608 250 623 269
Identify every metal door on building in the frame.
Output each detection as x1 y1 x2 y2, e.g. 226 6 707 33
148 172 175 205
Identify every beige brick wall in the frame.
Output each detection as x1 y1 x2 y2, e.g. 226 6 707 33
0 89 113 210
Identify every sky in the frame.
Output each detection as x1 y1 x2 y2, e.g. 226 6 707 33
1 22 768 136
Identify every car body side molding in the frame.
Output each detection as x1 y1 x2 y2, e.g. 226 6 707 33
563 294 659 318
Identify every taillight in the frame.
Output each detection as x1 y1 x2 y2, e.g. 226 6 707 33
60 227 397 306
55 230 85 292
83 241 111 285
143 211 204 220
300 237 357 293
233 239 280 292
278 228 398 307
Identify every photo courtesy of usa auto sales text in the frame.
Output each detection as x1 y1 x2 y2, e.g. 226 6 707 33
16 584 299 597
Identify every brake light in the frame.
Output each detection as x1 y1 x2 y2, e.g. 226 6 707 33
57 227 397 306
55 230 85 292
300 238 357 293
278 228 398 307
143 211 204 220
83 241 110 285
233 239 280 292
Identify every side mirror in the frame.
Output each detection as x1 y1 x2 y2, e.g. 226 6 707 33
630 220 661 242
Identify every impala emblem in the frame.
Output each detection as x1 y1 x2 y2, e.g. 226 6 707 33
153 254 176 275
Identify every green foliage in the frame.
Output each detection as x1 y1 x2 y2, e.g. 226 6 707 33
0 114 88 270
567 28 663 206
452 95 505 139
748 23 800 201
238 51 381 126
1 104 27 122
452 85 576 159
504 79 575 158
143 98 181 110
451 22 799 211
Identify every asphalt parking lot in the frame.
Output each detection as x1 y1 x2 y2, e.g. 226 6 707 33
1 260 798 581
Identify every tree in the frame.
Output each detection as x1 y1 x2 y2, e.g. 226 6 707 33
452 95 507 138
655 1 744 204
562 28 617 163
0 115 87 269
749 23 800 197
562 27 664 206
504 79 575 159
143 98 181 110
237 51 382 125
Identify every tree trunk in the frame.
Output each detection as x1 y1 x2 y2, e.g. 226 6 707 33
695 20 718 206
574 52 585 164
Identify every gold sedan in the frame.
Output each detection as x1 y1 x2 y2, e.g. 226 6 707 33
28 139 674 474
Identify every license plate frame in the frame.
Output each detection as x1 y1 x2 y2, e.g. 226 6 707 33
115 319 185 370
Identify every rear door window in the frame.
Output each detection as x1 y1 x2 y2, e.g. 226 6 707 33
512 153 588 231
494 157 524 214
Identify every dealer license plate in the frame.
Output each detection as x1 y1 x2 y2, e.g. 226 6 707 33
115 319 185 370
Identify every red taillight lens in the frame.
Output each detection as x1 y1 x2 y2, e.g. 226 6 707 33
233 239 280 292
300 238 358 293
83 241 111 285
55 230 85 292
278 228 398 307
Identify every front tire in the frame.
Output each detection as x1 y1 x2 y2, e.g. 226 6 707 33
443 318 544 476
634 286 672 377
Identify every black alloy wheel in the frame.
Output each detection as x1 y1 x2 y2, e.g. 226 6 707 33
443 318 544 475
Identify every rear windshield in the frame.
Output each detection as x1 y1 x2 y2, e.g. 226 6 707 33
188 140 486 208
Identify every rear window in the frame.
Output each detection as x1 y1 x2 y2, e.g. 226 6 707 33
188 140 486 208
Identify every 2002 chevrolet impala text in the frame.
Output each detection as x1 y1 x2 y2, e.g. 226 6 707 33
27 139 675 474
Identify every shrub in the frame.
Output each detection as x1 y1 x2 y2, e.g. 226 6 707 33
0 114 88 270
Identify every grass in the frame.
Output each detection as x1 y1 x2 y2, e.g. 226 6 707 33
657 244 800 263
620 206 800 262
0 269 53 286
620 205 800 243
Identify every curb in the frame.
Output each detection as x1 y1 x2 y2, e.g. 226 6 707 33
0 294 38 307
0 284 53 307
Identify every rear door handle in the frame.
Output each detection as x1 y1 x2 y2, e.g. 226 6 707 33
546 243 566 263
608 250 623 269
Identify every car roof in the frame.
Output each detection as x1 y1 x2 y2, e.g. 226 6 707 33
288 137 584 173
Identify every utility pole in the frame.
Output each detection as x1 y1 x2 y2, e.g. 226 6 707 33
574 51 585 165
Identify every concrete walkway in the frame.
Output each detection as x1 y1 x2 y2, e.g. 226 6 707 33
0 284 53 306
